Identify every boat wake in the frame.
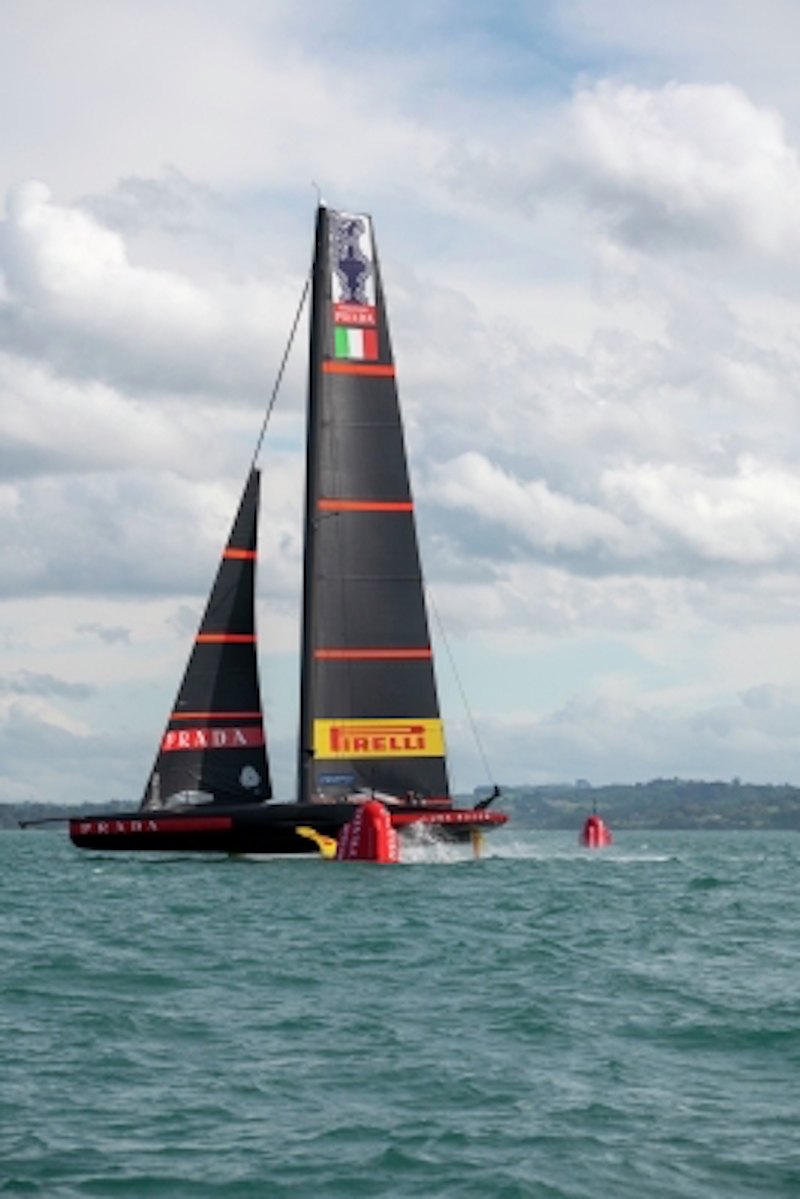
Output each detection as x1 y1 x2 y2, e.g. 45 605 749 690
474 836 673 864
400 836 475 866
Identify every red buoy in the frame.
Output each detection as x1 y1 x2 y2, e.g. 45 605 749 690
336 800 400 863
580 813 612 848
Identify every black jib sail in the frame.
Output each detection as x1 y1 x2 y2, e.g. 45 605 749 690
141 469 271 810
298 207 450 806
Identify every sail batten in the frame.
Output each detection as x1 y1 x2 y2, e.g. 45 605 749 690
317 499 413 512
315 648 432 660
322 362 396 376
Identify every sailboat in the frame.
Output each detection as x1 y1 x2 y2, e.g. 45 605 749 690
69 206 507 855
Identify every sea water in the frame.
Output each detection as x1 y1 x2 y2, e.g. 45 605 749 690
1 828 798 1198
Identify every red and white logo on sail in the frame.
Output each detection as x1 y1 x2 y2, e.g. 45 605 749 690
161 726 264 752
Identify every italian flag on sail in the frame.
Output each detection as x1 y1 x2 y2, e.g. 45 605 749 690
335 326 378 361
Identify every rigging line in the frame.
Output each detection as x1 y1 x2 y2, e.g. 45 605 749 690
250 270 311 470
427 587 497 789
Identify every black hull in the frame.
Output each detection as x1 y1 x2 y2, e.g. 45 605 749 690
69 802 507 854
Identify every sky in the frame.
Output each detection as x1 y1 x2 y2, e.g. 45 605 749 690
4 0 800 803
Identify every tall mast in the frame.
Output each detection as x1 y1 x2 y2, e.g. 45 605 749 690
297 207 327 803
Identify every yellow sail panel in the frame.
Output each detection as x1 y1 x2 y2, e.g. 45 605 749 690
314 718 445 759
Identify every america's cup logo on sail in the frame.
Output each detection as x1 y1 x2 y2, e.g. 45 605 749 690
330 211 375 306
329 211 379 360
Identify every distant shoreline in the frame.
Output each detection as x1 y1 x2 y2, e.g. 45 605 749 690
471 779 800 831
5 779 800 831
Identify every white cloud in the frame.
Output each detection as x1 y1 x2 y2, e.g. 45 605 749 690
452 80 800 260
0 183 289 398
0 708 146 804
603 456 800 565
0 670 93 700
560 0 800 114
0 1 447 207
3 2 800 796
427 450 643 556
0 352 204 478
0 472 256 599
75 623 131 644
449 684 800 788
422 448 800 581
564 82 800 257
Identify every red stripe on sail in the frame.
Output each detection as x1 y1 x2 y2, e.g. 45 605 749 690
196 634 256 644
315 648 432 660
223 548 257 560
322 362 395 377
317 499 413 512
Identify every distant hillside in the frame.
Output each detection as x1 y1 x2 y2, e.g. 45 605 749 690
473 779 800 831
6 780 800 832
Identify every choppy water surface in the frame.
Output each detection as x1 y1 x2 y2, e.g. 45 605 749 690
1 829 798 1197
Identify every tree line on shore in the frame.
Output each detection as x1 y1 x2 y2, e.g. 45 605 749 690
473 778 800 830
4 778 800 831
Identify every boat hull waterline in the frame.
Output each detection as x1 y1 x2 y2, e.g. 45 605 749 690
69 803 507 854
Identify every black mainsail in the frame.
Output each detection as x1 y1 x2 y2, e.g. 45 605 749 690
298 207 449 805
141 469 271 810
